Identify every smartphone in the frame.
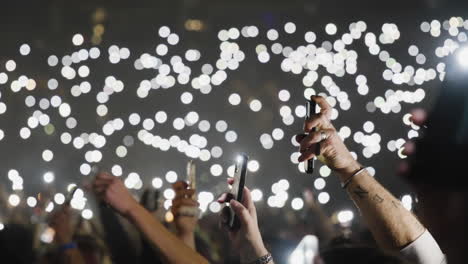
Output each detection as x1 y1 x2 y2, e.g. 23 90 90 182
228 153 249 230
141 189 160 212
304 99 318 174
64 185 79 206
187 160 196 195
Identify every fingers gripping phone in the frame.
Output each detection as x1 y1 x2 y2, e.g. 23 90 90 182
305 100 318 174
228 153 249 230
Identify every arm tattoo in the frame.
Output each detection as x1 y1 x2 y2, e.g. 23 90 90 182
392 200 401 209
372 194 384 203
353 185 369 199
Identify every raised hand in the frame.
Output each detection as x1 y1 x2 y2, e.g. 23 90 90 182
49 205 74 244
218 178 270 263
296 95 360 177
171 181 199 245
92 172 139 217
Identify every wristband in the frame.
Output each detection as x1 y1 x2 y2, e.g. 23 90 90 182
58 242 77 252
341 167 367 189
247 253 273 264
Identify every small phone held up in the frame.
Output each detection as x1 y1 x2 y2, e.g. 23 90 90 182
228 153 249 230
304 100 318 174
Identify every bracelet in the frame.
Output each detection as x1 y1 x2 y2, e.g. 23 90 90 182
58 242 78 252
341 167 367 189
247 253 273 264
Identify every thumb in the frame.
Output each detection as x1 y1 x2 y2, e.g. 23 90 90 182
230 200 251 226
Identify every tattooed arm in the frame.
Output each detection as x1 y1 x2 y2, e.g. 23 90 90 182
297 96 425 251
338 163 425 250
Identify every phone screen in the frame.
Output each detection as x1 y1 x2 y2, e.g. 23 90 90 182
228 153 249 229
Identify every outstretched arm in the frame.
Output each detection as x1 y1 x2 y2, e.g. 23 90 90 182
297 96 425 251
93 172 208 264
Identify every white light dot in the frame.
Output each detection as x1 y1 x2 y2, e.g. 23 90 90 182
116 146 128 158
401 194 413 211
337 210 354 224
326 23 338 35
20 127 31 139
42 150 54 162
272 128 284 140
8 194 21 207
0 72 8 84
228 93 241 105
363 121 375 133
318 192 330 204
251 189 263 202
209 202 222 213
305 32 317 43
267 29 279 41
20 44 31 56
43 172 55 183
249 100 262 112
210 164 223 176
248 160 260 172
54 193 65 205
291 198 304 210
314 178 326 190
72 34 84 46
27 197 37 207
82 209 93 220
5 60 16 72
211 146 223 158
165 171 178 183
181 92 193 104
59 103 71 117
225 131 237 143
284 22 296 34
159 26 171 38
152 177 163 189
215 120 228 132
278 90 290 102
155 111 168 124
164 189 175 200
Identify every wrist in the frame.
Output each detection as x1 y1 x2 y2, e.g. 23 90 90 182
55 236 73 245
178 230 195 241
336 161 362 182
241 242 268 263
126 202 144 219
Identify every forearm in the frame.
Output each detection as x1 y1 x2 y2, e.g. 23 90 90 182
177 232 196 250
58 249 86 264
127 204 208 264
338 162 425 251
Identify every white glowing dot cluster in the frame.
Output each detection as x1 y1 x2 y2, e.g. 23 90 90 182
0 17 465 217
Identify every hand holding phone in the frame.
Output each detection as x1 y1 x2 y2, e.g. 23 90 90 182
305 100 318 174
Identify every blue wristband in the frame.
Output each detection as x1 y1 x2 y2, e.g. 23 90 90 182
58 242 77 252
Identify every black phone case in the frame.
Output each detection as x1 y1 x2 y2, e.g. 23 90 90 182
305 100 318 174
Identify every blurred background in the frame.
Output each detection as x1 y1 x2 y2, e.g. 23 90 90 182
0 1 467 261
